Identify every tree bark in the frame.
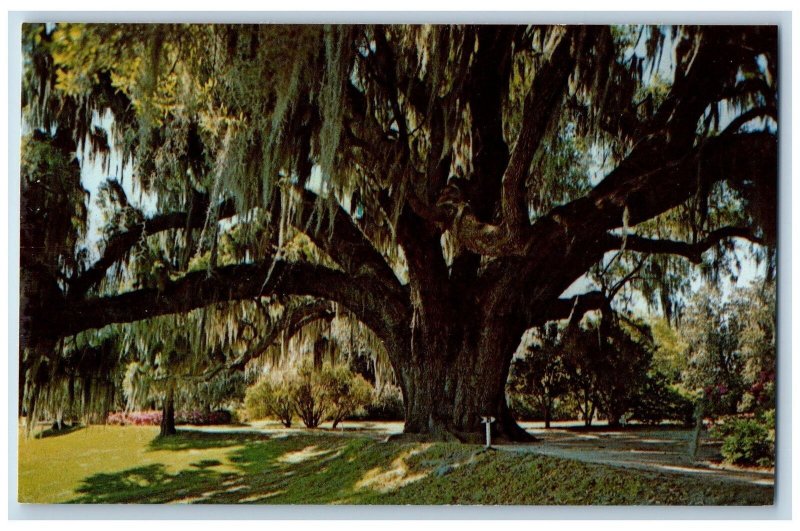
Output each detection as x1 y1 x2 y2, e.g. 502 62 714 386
160 387 176 437
395 301 534 443
544 400 551 429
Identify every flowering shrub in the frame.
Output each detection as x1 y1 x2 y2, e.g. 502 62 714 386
106 409 233 426
106 410 162 426
175 410 233 425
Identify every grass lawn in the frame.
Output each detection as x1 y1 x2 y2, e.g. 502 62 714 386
18 425 773 505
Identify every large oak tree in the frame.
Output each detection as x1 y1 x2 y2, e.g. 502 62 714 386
20 23 777 440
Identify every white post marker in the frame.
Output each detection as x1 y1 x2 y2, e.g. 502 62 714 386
481 416 496 448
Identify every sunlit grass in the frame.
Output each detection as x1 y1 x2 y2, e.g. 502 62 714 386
17 426 773 505
18 426 242 503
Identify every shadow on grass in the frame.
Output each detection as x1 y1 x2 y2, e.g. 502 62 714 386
148 429 270 451
72 463 239 504
35 424 84 439
72 431 424 504
68 430 773 505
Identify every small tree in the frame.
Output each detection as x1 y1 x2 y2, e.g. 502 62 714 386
294 363 326 428
590 317 653 427
244 372 296 428
629 372 695 426
508 324 569 428
561 328 599 426
320 365 373 429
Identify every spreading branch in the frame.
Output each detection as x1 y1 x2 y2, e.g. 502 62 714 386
288 186 405 301
68 192 236 299
50 258 408 348
604 226 764 264
501 27 588 228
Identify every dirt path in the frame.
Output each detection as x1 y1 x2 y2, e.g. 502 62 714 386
501 422 774 487
186 420 773 487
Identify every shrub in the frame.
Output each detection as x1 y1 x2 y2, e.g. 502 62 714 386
294 364 326 428
244 363 379 429
320 365 373 429
629 373 695 426
106 410 162 426
107 409 234 426
244 373 296 427
362 385 405 421
175 410 232 425
712 413 775 467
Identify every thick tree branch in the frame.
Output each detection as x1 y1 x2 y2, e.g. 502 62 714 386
604 226 764 264
51 257 408 348
68 192 236 299
721 106 777 136
288 186 405 301
500 128 774 339
501 27 587 228
545 131 777 238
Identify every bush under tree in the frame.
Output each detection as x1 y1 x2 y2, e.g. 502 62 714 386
244 372 297 428
319 364 373 429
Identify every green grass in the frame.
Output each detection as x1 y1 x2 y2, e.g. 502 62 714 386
18 426 773 505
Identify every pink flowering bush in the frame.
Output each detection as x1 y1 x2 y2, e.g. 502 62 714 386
175 410 232 425
106 409 233 426
106 410 162 426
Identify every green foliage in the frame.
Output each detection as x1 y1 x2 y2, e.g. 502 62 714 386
558 314 653 426
682 281 775 416
245 363 376 428
629 372 695 426
508 324 571 425
293 363 327 428
244 372 296 427
711 412 775 467
319 364 373 429
649 318 689 382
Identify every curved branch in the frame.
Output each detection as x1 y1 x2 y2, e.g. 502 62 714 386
542 290 606 324
721 106 777 136
226 299 336 372
604 226 764 264
68 192 236 299
51 257 408 348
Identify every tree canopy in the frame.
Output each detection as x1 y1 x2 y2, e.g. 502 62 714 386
20 23 777 440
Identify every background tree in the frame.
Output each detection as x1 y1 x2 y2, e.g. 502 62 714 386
508 324 570 428
590 314 653 427
681 280 776 416
20 23 777 441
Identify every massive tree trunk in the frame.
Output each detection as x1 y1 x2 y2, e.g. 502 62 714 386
397 318 533 443
391 214 536 442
